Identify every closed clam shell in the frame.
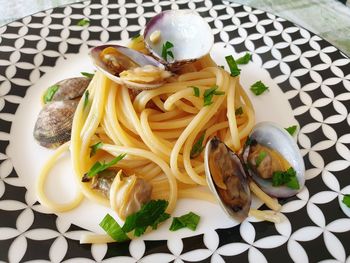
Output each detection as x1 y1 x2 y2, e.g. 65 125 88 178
49 77 90 102
33 100 79 148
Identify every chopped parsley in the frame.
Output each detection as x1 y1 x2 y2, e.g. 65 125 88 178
83 90 89 109
43 84 59 104
272 167 300 190
285 125 297 136
131 33 140 40
77 19 90 26
236 52 252 65
190 131 206 159
225 55 241 77
191 86 200 97
89 141 103 157
85 153 126 178
169 212 200 231
255 151 267 167
235 106 243 116
121 200 170 237
250 81 269 96
343 195 350 208
81 72 94 79
203 85 225 106
161 41 174 62
99 214 130 242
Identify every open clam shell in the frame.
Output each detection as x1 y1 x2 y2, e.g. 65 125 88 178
204 137 251 221
89 44 167 90
242 122 305 198
144 10 214 70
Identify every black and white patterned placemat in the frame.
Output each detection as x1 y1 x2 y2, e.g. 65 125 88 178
0 0 350 262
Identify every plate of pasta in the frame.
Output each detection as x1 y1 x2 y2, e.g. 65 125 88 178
1 0 350 262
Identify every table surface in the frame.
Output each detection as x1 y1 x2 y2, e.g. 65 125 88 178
0 0 350 57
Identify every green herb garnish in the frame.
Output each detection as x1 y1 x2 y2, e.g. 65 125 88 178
131 33 140 40
122 200 170 236
77 19 90 26
190 131 206 159
285 125 297 136
272 167 300 189
343 195 350 208
169 212 200 231
235 106 243 116
191 86 200 97
203 85 225 106
43 85 59 104
161 41 174 62
236 52 252 65
255 151 267 167
83 90 89 109
225 55 241 76
90 141 103 157
81 72 94 79
250 81 269 96
85 153 126 178
99 214 130 242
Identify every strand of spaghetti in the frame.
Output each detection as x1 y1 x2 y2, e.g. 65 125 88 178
149 115 195 130
154 129 184 139
36 142 84 212
176 67 229 185
249 181 281 211
120 86 170 161
226 77 241 151
101 144 178 213
151 96 166 111
164 88 202 111
178 71 213 82
140 109 174 156
248 209 284 223
71 72 110 206
178 188 216 203
116 88 138 134
133 78 215 111
148 108 184 122
174 100 199 114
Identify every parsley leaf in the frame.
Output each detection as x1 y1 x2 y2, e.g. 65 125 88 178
85 153 126 178
131 33 140 40
169 212 200 231
43 85 59 104
77 19 90 26
225 55 241 76
90 141 103 157
81 72 94 79
83 90 89 109
122 200 169 235
342 195 350 208
161 41 174 62
236 52 252 65
255 151 267 167
285 125 297 136
191 86 200 97
190 131 206 159
99 214 130 242
272 167 300 190
203 85 225 106
250 81 269 96
235 106 243 116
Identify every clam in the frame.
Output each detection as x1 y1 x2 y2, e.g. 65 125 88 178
144 10 214 69
43 77 90 103
109 170 152 220
204 137 251 221
242 122 305 198
33 99 79 148
89 44 171 90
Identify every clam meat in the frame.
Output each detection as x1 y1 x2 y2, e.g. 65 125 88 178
204 137 251 221
90 44 171 90
243 122 305 198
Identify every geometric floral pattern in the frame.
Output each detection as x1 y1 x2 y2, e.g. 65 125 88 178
1 0 350 262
